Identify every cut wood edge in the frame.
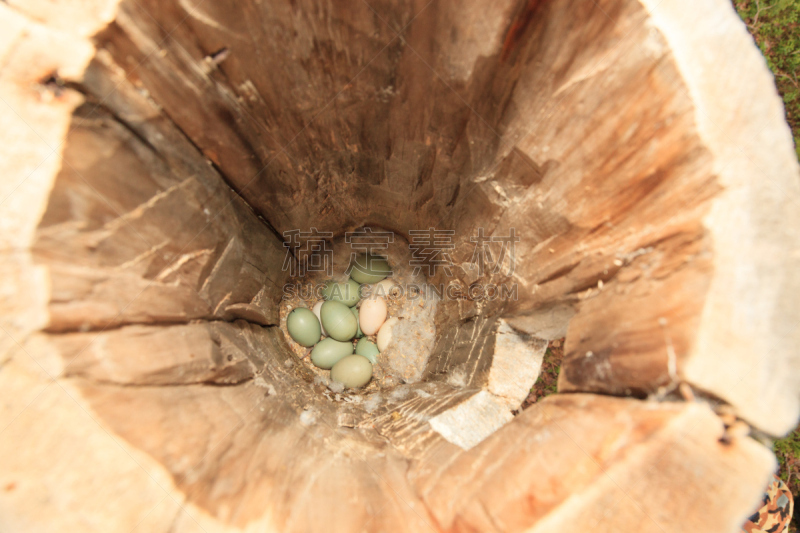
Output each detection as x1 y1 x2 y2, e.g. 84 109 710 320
428 322 547 450
524 398 776 533
414 394 775 533
0 1 119 362
0 0 794 531
428 390 515 450
0 344 776 533
641 0 800 436
0 2 118 251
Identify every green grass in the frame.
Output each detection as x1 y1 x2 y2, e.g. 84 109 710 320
541 349 561 395
774 430 800 518
521 342 565 409
735 0 800 160
775 430 800 460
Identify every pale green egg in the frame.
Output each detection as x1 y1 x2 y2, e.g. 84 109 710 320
311 338 354 369
330 355 373 388
349 254 391 284
320 301 358 341
351 307 364 338
355 338 379 364
321 279 361 307
286 307 321 347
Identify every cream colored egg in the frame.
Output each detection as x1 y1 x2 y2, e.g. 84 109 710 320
312 301 327 336
377 317 398 352
375 278 398 299
359 297 387 336
364 278 398 300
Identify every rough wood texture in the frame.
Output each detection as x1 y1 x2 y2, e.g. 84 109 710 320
412 394 775 533
0 346 778 533
81 0 800 434
33 85 289 331
1 0 798 531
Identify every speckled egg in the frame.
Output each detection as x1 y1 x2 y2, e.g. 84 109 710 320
330 354 373 388
377 316 398 352
286 307 321 347
355 338 380 364
349 254 391 284
320 300 358 341
359 297 387 336
311 338 354 369
322 279 361 307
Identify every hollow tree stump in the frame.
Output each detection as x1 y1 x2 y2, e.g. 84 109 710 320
1 0 799 532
